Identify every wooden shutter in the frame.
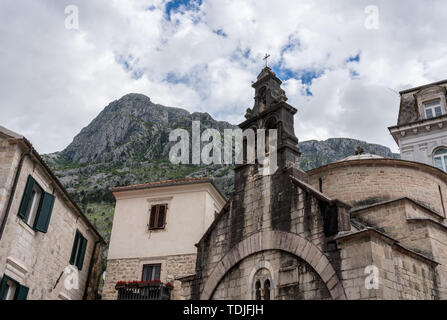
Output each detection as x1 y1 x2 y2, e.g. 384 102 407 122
76 235 88 270
34 192 55 233
18 175 35 219
149 206 157 229
157 205 166 228
0 275 8 299
15 285 29 300
70 231 81 265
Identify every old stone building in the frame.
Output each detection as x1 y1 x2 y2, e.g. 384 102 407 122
0 125 105 300
102 178 226 300
389 79 447 170
179 68 447 300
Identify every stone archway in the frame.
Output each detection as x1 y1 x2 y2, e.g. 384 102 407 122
201 230 346 300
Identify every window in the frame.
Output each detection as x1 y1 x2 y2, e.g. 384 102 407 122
265 118 278 155
439 185 446 217
2 278 17 300
0 275 29 300
434 149 447 172
255 280 261 300
242 128 256 165
149 204 167 230
18 175 55 233
142 264 161 281
25 183 42 227
252 268 273 300
69 230 88 270
264 279 271 300
424 100 442 119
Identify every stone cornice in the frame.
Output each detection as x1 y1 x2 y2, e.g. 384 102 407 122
307 158 447 181
239 101 297 128
350 197 445 221
388 114 447 143
289 175 351 209
399 79 447 95
335 229 439 266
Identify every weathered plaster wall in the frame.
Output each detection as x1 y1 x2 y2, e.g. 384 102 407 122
108 184 225 260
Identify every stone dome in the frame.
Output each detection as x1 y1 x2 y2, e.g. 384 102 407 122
338 153 384 162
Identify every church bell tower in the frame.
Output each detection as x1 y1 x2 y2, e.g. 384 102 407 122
235 66 303 186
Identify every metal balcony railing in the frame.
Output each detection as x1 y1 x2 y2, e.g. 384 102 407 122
115 281 172 300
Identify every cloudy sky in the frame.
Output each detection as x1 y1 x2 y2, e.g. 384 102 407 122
1 0 446 154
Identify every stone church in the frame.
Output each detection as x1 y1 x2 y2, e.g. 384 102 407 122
179 68 447 300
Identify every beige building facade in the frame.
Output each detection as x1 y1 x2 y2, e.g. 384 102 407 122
0 125 105 300
102 178 226 300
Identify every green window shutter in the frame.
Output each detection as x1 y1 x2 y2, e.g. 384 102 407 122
34 192 55 233
0 275 9 299
69 231 80 265
76 236 88 271
15 285 29 300
18 175 35 219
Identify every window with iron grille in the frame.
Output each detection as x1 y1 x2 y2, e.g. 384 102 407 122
149 204 167 230
142 264 161 281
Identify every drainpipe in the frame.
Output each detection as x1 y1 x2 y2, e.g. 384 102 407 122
83 240 100 300
0 147 32 241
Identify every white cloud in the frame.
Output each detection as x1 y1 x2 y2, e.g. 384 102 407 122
1 0 446 153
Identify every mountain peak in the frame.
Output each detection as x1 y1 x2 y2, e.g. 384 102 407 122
60 95 231 164
119 93 151 102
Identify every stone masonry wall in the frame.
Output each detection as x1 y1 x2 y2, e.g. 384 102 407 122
353 200 435 257
338 232 440 300
0 139 102 300
212 250 331 300
191 166 343 300
0 137 20 224
102 253 196 300
308 161 447 217
350 199 447 299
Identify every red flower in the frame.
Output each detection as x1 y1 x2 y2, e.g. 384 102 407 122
166 282 174 289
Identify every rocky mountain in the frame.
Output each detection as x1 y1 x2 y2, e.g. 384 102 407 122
299 138 399 171
61 93 235 165
43 93 399 242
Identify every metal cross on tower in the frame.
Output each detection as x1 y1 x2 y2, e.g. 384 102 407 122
263 53 271 67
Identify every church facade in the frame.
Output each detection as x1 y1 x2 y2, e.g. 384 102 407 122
180 68 447 300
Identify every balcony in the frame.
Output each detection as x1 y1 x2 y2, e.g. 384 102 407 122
115 280 172 300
